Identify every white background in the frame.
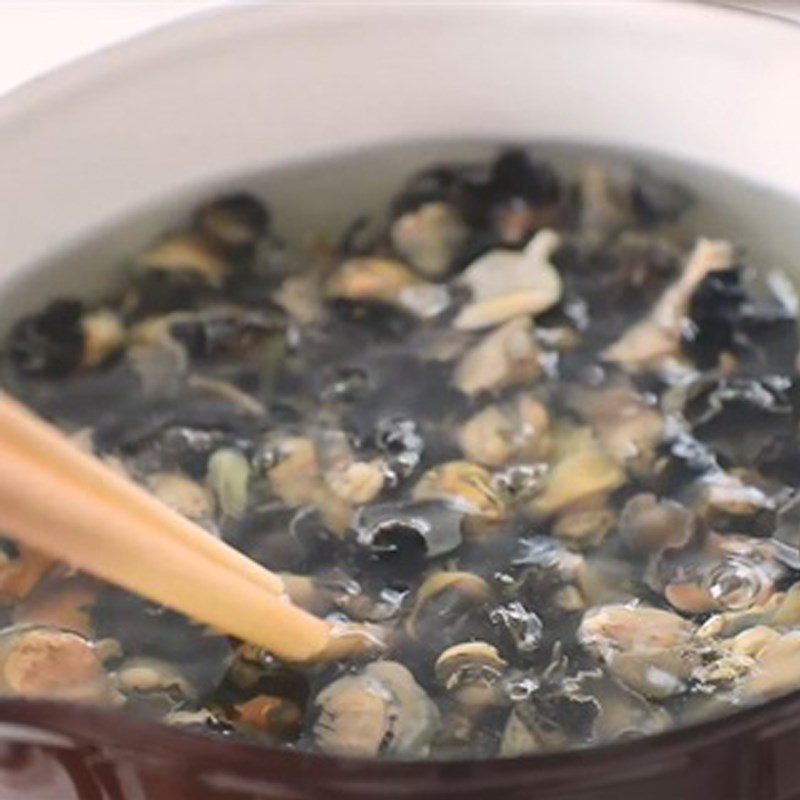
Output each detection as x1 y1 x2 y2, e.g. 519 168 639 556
0 1 798 99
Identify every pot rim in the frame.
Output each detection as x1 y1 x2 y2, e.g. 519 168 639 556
0 686 797 780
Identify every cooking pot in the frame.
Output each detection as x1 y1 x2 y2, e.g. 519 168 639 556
2 3 800 798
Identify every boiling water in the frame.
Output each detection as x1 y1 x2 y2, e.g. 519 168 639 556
3 142 800 760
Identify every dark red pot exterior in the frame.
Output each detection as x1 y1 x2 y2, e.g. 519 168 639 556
3 695 800 800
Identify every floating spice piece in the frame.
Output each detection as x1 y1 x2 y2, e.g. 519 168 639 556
458 394 551 467
603 238 734 369
413 461 505 520
453 317 540 397
453 229 563 331
135 232 229 287
390 201 469 279
313 661 439 757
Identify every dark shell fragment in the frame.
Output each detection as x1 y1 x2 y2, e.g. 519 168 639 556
7 300 85 378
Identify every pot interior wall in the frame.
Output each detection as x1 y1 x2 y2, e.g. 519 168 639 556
0 138 798 332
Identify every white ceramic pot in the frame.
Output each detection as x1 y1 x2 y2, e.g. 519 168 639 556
0 1 798 316
2 6 800 799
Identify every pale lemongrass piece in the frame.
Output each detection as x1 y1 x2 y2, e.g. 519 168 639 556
453 316 540 396
453 229 563 330
602 238 733 367
0 395 282 596
0 445 331 662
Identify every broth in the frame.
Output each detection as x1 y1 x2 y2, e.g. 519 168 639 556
2 145 800 759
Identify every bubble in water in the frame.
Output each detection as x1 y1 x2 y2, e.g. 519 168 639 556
577 364 606 387
564 297 590 331
374 417 425 478
493 463 547 503
512 536 561 567
320 366 370 403
704 556 766 611
375 587 410 619
253 443 282 473
504 674 541 702
540 350 560 379
491 601 544 653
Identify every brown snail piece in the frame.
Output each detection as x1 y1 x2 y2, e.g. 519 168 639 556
0 625 116 703
313 661 439 757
